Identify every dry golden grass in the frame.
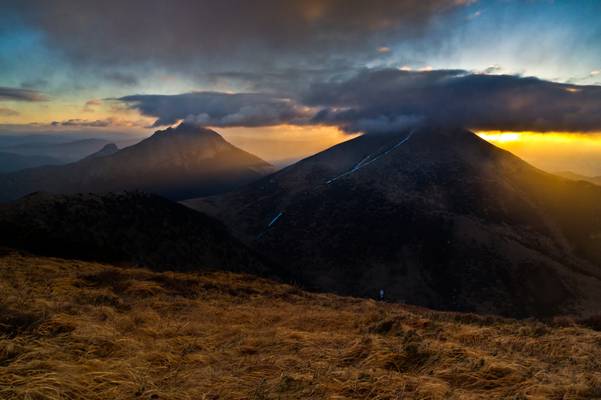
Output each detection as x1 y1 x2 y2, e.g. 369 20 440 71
2 251 601 399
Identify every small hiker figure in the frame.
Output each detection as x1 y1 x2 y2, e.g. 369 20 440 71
379 289 384 301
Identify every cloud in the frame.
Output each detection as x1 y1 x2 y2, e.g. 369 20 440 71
118 92 313 127
117 69 601 134
20 79 49 89
51 119 112 128
0 107 20 116
49 117 146 129
0 87 48 102
466 10 481 20
7 0 473 74
482 64 502 74
103 72 139 86
83 99 102 113
305 69 601 133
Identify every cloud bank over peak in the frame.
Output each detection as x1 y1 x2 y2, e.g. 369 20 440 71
306 69 601 133
119 92 314 128
117 69 601 134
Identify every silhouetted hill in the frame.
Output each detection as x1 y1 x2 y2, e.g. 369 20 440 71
0 123 274 202
0 191 270 275
186 126 601 317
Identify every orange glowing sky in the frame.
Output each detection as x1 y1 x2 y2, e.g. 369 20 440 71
478 131 601 177
2 1 601 175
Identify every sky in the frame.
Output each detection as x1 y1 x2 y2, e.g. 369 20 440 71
1 0 601 170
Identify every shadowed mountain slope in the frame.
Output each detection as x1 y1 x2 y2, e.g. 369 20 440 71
0 123 274 202
0 191 270 275
186 126 601 317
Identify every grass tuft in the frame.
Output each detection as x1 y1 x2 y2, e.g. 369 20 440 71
1 252 601 399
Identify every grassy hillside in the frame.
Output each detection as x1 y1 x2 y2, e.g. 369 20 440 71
1 251 601 399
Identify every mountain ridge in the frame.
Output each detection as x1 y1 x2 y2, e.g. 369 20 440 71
0 123 274 202
0 191 271 275
0 151 65 172
185 126 601 317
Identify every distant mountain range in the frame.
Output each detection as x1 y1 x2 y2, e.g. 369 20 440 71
555 171 601 186
0 137 120 172
0 152 64 173
186 126 601 317
0 138 112 162
0 123 274 202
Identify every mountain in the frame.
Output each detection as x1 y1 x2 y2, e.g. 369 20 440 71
0 142 119 173
1 138 112 162
0 151 64 173
81 143 119 160
0 191 270 275
0 123 274 202
0 134 75 147
556 171 601 186
185 126 601 317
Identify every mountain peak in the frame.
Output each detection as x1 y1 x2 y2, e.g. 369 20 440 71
152 122 221 139
0 123 274 202
82 142 119 161
187 126 601 317
101 143 119 152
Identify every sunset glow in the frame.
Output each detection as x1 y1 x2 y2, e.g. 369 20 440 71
478 131 601 175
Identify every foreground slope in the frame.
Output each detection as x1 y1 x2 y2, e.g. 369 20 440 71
1 252 601 400
0 191 269 275
0 123 274 202
186 127 601 317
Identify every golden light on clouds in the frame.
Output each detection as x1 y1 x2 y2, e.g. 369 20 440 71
0 98 154 132
478 131 601 176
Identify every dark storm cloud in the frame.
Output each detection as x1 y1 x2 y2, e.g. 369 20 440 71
0 87 48 102
306 69 601 133
6 0 472 73
118 69 601 133
103 72 139 87
118 92 312 127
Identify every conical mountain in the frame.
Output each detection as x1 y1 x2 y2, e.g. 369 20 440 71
0 123 274 201
186 126 601 317
81 143 119 160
